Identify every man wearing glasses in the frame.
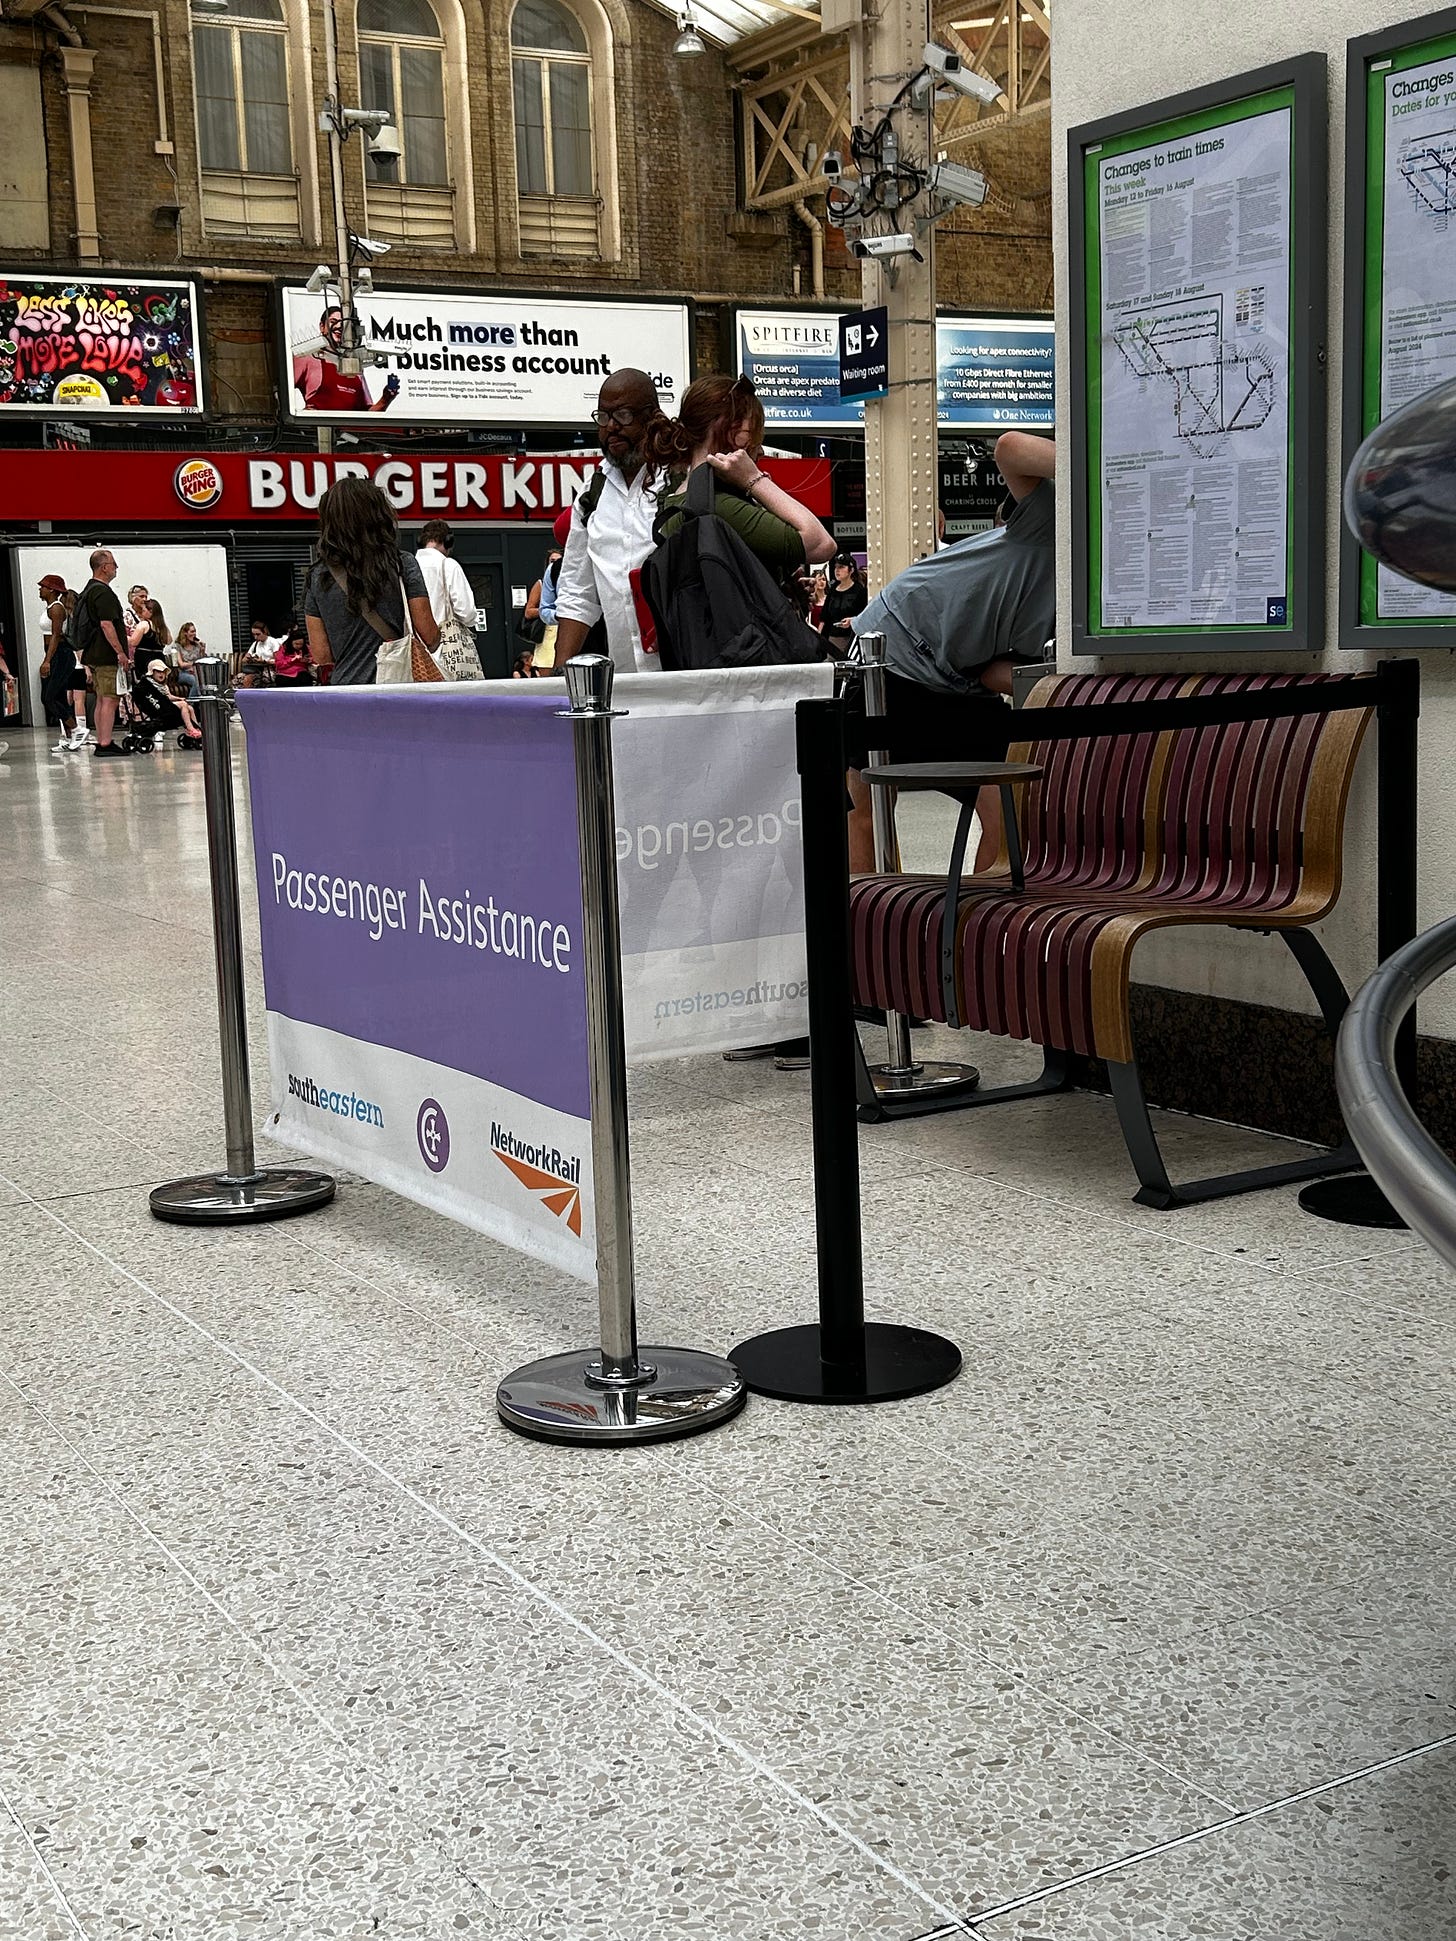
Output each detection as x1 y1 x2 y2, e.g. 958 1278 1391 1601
553 369 664 675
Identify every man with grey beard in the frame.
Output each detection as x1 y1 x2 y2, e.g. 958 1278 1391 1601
552 367 666 675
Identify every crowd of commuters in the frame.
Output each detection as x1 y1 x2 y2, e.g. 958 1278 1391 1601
28 371 1053 851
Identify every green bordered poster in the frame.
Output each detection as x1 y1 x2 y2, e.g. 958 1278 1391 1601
1068 57 1326 656
1342 10 1456 646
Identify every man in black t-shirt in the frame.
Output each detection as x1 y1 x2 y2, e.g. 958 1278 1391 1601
72 548 133 757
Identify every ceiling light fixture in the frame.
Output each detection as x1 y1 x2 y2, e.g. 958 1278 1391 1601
674 10 705 56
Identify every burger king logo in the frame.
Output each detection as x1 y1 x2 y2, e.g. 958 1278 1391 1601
174 459 223 511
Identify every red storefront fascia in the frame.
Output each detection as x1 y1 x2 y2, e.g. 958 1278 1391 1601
0 450 833 524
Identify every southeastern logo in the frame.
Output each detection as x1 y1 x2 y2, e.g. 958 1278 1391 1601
491 1122 582 1235
174 458 222 510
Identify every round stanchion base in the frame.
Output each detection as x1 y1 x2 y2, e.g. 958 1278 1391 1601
1298 1172 1407 1230
729 1320 962 1404
867 1060 980 1101
149 1167 336 1226
497 1345 748 1445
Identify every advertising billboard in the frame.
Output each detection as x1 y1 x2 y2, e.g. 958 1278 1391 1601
0 274 202 414
281 287 691 426
735 307 1056 431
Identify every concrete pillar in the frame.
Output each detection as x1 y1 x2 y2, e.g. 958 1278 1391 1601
58 45 101 262
851 0 938 587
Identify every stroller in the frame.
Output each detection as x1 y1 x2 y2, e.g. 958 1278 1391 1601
122 662 203 753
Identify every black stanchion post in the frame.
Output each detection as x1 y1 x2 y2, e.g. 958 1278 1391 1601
150 658 336 1225
496 655 747 1444
730 697 962 1403
1300 656 1420 1231
857 629 981 1107
1377 656 1421 1097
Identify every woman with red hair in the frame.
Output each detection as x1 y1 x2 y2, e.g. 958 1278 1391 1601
651 374 835 585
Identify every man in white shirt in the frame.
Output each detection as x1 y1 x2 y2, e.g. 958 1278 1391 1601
415 520 479 631
553 369 665 675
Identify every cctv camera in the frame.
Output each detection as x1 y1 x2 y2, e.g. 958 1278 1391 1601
367 121 403 180
921 43 1002 105
351 233 392 257
929 159 988 209
304 264 334 295
823 149 843 180
849 232 923 261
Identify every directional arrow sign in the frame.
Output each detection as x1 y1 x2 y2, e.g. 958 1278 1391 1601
838 305 889 404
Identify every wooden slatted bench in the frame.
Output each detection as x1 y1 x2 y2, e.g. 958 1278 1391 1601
847 670 1384 1209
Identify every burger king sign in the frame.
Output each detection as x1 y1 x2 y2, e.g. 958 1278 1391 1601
174 458 223 511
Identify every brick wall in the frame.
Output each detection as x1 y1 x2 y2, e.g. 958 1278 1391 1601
1 0 1052 425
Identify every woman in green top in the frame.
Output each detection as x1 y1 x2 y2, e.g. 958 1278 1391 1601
650 374 836 586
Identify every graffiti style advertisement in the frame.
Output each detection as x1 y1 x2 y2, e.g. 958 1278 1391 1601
0 275 203 414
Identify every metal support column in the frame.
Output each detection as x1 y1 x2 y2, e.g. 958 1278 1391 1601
150 659 336 1225
497 657 748 1444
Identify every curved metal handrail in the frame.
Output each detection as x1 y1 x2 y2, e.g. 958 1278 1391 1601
1337 913 1456 1269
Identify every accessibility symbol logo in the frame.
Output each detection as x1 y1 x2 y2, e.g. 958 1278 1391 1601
416 1098 450 1173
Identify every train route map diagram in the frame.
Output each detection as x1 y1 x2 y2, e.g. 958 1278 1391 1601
1112 299 1275 458
1399 129 1456 228
1091 97 1293 633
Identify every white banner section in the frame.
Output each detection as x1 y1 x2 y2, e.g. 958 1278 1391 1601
268 1016 594 1283
610 663 833 1061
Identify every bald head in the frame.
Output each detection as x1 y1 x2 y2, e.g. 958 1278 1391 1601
595 367 660 477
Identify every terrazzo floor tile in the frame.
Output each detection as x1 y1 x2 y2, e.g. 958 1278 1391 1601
24 1739 530 1941
775 1724 1221 1919
972 1742 1456 1938
1032 1607 1456 1811
0 1813 85 1941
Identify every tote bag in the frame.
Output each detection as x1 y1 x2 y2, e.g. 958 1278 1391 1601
330 567 444 685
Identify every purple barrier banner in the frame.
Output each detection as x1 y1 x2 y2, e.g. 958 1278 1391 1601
238 687 594 1280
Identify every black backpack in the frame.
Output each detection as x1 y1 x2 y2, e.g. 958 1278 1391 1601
640 465 825 672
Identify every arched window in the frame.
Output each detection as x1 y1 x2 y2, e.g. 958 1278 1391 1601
358 0 448 186
193 0 291 176
192 0 300 237
512 0 596 238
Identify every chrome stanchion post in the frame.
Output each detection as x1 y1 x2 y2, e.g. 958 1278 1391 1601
497 655 747 1445
856 631 980 1104
150 659 336 1226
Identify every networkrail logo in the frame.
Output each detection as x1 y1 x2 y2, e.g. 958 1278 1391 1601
490 1122 583 1236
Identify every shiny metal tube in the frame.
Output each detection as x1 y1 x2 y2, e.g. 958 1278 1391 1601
565 656 642 1383
195 658 259 1185
1337 913 1456 1271
857 631 918 1075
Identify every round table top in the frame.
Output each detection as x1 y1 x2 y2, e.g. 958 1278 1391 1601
863 761 1045 791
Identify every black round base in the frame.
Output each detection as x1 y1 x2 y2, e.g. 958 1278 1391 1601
728 1321 961 1404
1298 1173 1407 1230
149 1168 337 1226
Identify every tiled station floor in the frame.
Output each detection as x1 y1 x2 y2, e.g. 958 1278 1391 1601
2 723 1452 1940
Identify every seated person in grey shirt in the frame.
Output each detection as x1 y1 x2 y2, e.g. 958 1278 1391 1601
852 432 1055 870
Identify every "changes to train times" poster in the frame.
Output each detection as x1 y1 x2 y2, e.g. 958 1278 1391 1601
1084 87 1296 639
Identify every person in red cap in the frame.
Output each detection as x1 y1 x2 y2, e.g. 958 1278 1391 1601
37 572 89 752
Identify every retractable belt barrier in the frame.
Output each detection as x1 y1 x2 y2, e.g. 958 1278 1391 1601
152 658 832 1444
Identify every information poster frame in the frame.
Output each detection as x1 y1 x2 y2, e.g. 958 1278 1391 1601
1068 55 1327 657
1340 8 1456 649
